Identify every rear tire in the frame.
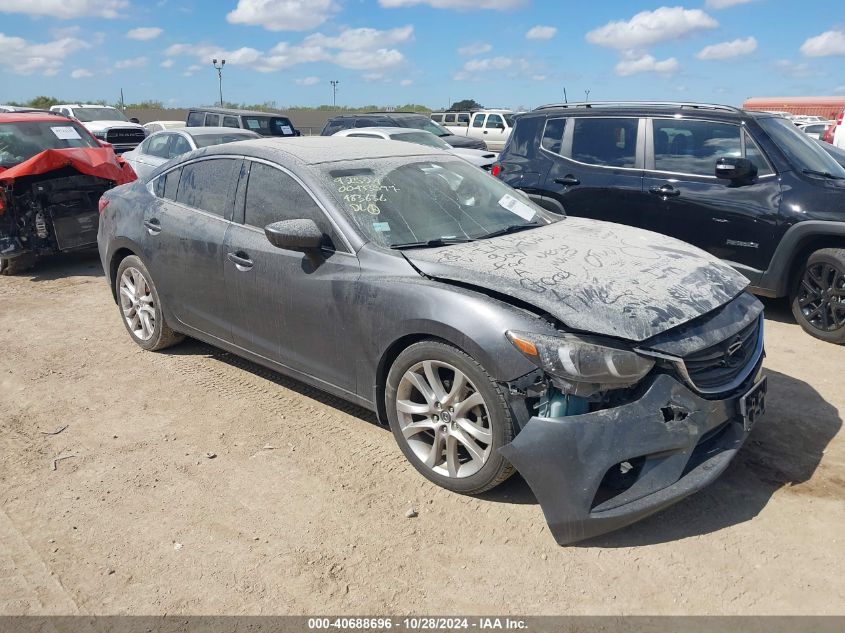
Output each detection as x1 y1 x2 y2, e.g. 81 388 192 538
385 340 515 494
0 254 37 276
790 248 845 345
114 255 184 351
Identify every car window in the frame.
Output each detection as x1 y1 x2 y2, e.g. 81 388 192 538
486 114 504 129
143 134 172 159
169 135 192 157
322 119 347 135
204 114 220 127
504 114 515 127
354 117 380 128
743 131 774 177
571 118 638 168
430 114 443 123
757 115 845 178
145 123 162 133
186 112 204 126
652 119 741 176
472 114 485 128
458 113 470 125
0 120 99 167
175 158 238 217
244 161 339 249
541 118 566 155
347 133 382 139
222 116 240 128
390 131 451 150
154 167 182 200
444 114 456 124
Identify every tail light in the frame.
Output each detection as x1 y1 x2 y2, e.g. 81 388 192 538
98 196 110 214
491 163 502 177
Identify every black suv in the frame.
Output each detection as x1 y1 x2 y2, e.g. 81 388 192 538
496 101 845 344
321 112 486 150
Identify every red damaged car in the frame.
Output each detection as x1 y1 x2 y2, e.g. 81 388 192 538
0 110 135 275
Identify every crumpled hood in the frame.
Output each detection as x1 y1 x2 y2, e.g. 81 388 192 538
0 147 136 186
404 218 749 342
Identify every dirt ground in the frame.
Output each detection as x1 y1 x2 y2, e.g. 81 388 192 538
0 251 843 616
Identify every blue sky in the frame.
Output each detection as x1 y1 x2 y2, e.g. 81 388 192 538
0 0 843 109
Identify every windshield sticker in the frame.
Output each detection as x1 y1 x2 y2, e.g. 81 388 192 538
281 125 293 135
51 126 82 140
372 222 391 232
498 193 536 222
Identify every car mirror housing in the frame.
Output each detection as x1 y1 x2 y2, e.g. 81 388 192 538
265 219 324 251
715 157 756 181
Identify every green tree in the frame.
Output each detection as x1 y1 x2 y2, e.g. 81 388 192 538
26 96 62 109
449 99 483 111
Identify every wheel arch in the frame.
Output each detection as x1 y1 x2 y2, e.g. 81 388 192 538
107 243 141 303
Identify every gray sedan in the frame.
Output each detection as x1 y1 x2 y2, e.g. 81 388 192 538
97 137 767 544
122 127 259 179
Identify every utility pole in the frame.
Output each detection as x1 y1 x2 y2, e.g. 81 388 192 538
563 86 568 103
330 80 340 108
584 89 590 102
212 58 225 107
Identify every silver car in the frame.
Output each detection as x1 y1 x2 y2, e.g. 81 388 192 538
123 127 260 179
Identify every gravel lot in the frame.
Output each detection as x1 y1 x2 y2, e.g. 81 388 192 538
1 251 843 615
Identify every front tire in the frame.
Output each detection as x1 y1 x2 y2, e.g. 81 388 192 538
115 255 184 351
385 340 515 494
791 248 845 344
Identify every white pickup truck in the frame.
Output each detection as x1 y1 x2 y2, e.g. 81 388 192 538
431 109 516 152
49 104 146 154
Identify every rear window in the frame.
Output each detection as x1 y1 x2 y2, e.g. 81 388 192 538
175 158 239 217
186 112 204 126
0 120 99 167
571 117 638 168
192 132 257 148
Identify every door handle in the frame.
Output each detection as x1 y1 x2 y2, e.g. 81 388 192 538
483 130 488 134
554 175 580 186
143 218 161 235
711 217 730 223
227 252 254 271
649 185 681 197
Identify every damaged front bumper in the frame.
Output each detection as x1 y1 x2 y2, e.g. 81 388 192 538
499 371 763 545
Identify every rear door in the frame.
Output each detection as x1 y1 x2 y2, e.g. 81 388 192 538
540 116 648 228
483 114 508 151
223 160 361 391
642 117 781 274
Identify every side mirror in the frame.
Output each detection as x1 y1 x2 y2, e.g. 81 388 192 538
129 117 141 124
265 219 324 251
715 157 756 181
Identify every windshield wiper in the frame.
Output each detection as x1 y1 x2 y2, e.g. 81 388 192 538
477 222 542 240
390 237 474 250
802 169 844 180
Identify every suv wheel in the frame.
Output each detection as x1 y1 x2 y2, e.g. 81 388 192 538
791 248 845 344
385 340 515 494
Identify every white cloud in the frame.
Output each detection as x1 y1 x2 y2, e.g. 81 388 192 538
127 27 163 41
800 30 845 57
0 0 127 18
362 72 384 82
303 25 413 51
463 56 513 71
295 76 320 86
526 25 557 40
182 64 202 77
335 49 405 70
400 79 413 86
615 53 679 76
71 68 93 79
457 42 492 56
0 32 90 75
586 7 717 50
115 57 148 69
705 0 753 7
696 36 756 60
774 59 822 78
227 0 339 31
379 0 525 8
532 74 547 81
160 59 174 68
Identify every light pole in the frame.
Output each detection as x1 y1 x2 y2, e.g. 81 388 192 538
330 80 340 108
212 58 225 107
584 89 590 102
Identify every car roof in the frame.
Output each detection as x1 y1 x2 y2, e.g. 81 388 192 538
175 126 261 137
200 136 445 166
0 110 74 124
189 107 292 117
330 112 427 119
54 104 118 108
339 127 434 136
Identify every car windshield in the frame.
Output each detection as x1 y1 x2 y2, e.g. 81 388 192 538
242 116 295 136
758 116 845 178
389 131 451 150
192 132 258 148
0 121 99 167
72 107 129 122
320 158 559 248
393 116 452 137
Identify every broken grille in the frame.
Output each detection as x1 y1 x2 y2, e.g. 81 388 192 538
681 316 762 393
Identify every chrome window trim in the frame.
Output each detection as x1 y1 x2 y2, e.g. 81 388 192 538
539 115 645 172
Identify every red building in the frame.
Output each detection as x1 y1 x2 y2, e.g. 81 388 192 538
742 96 845 119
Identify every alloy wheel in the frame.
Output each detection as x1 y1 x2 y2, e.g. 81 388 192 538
395 360 492 479
797 261 845 332
119 267 156 341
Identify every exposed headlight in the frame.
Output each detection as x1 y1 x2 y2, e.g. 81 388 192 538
506 330 655 396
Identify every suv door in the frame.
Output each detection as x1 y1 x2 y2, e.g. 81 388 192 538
541 116 647 227
642 118 780 275
483 114 508 151
223 160 361 392
146 157 241 341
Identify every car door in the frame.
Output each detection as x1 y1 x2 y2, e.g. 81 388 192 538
144 157 241 341
223 159 361 391
483 114 508 151
540 116 649 228
642 117 781 274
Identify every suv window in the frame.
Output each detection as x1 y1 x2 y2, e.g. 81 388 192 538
175 158 238 217
472 114 485 128
186 111 204 126
323 119 349 135
205 114 220 127
486 114 504 129
244 161 338 249
743 131 774 177
571 118 638 168
444 114 456 124
222 116 240 128
458 113 470 125
541 118 566 155
430 114 443 123
652 119 741 176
